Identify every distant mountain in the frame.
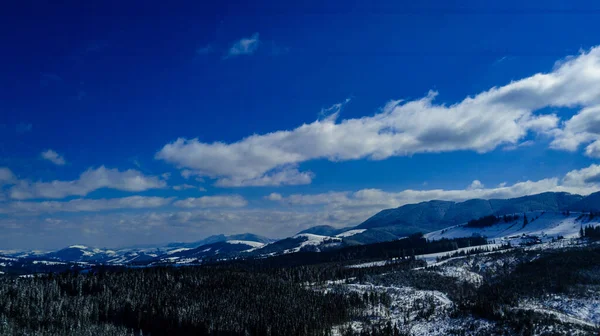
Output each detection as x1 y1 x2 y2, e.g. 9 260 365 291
41 245 116 263
165 233 273 249
297 225 343 236
162 240 265 263
425 211 600 244
356 192 584 236
251 234 343 256
568 191 600 212
6 191 597 269
339 229 399 245
227 233 273 244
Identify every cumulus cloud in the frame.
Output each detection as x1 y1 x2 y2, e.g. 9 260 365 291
550 105 600 155
8 166 167 200
41 149 66 165
265 192 283 201
157 47 600 187
467 180 485 190
3 164 600 249
226 33 260 57
0 196 173 214
215 165 313 187
267 164 600 211
585 140 600 158
173 195 248 208
562 164 600 186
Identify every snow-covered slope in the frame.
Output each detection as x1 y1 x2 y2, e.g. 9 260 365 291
42 245 118 263
156 240 266 264
425 211 598 245
226 240 265 248
283 234 342 253
335 229 367 238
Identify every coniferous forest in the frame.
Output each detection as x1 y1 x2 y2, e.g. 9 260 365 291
1 234 600 335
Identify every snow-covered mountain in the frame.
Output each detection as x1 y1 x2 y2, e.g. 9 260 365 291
4 192 599 270
354 192 587 236
156 240 266 264
42 245 118 263
164 233 273 249
425 211 599 245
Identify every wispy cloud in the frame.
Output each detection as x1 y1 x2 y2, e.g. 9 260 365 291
266 164 600 211
226 33 260 58
41 149 66 165
2 165 600 249
173 195 248 208
0 196 174 214
0 167 16 186
157 47 600 187
196 44 214 55
502 140 535 151
15 123 32 134
172 184 196 191
7 166 167 200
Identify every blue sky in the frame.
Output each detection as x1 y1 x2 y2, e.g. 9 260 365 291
1 1 600 250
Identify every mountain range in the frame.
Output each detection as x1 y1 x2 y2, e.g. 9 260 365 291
1 191 599 273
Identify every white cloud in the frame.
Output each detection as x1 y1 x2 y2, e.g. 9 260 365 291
502 140 534 151
0 167 16 185
550 105 600 155
181 169 201 179
157 47 600 187
265 192 283 201
9 166 167 200
3 165 600 249
173 195 248 208
267 164 600 211
172 184 196 191
41 149 66 165
0 196 173 214
562 164 600 186
585 140 600 158
215 165 313 187
226 33 260 57
467 180 485 190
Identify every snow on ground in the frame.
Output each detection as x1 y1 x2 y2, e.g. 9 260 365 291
520 294 600 327
347 260 390 268
18 274 36 278
335 229 367 238
416 244 503 266
166 247 193 255
403 317 494 336
426 212 593 244
432 266 483 286
32 260 66 265
284 233 342 253
325 283 494 336
226 240 265 248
